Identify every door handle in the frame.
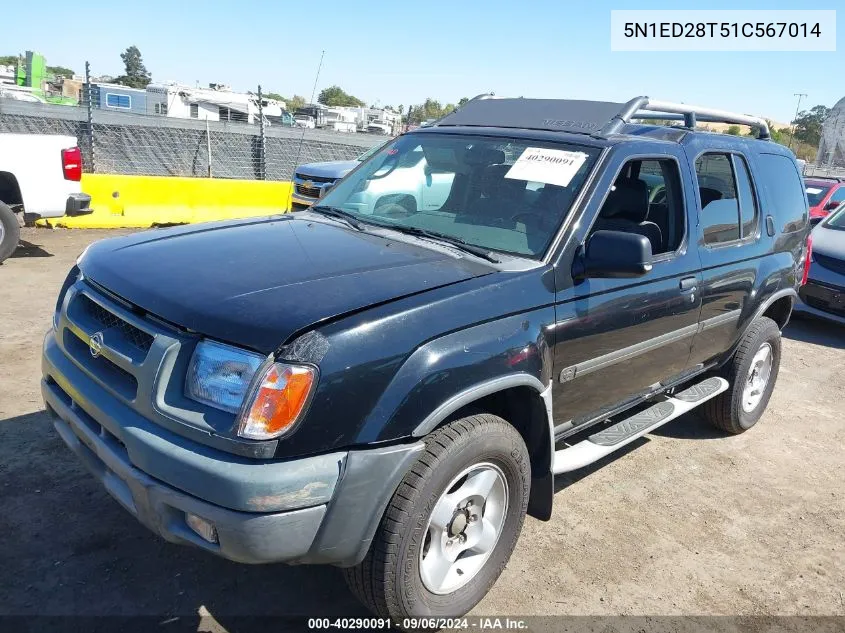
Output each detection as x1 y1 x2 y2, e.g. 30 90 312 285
679 276 697 292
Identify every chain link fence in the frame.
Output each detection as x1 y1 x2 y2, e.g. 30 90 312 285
0 98 382 181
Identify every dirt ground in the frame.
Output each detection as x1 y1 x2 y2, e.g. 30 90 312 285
1 227 843 628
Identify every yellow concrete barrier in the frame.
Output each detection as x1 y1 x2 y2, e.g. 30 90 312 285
40 174 292 228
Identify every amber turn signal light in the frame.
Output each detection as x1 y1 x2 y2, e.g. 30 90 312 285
237 363 317 440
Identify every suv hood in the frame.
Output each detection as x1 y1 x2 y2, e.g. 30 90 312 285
296 160 359 179
79 216 492 353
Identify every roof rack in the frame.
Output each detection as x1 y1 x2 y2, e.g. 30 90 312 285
626 98 770 140
434 95 771 140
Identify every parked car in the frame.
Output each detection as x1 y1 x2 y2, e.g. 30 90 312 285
290 140 392 211
795 202 845 325
42 96 809 622
804 177 845 223
0 133 93 263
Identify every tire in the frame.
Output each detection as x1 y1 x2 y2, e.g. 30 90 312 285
701 316 781 434
344 414 530 621
0 201 21 264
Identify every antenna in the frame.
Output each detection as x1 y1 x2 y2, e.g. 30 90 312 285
290 50 325 211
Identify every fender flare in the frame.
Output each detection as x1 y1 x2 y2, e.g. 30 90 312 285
749 288 797 330
412 373 557 522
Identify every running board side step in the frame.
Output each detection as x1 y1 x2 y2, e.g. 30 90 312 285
552 377 729 475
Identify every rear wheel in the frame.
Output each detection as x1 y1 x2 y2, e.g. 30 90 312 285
0 201 21 264
701 316 781 434
344 414 530 621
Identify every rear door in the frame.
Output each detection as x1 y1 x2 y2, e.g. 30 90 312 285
550 143 703 433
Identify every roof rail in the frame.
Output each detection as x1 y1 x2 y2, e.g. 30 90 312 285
626 98 771 140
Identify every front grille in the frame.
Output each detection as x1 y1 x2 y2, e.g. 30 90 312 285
294 172 336 184
801 282 845 318
295 183 322 198
77 294 154 353
813 253 845 276
64 330 139 400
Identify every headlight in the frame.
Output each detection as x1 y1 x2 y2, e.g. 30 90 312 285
54 265 81 330
236 362 317 440
185 340 265 414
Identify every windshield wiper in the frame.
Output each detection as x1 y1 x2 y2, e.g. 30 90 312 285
310 205 365 231
377 224 500 263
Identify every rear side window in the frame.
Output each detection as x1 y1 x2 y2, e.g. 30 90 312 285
696 153 759 245
696 153 740 244
734 156 759 238
755 154 808 233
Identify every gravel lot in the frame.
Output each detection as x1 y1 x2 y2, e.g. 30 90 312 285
1 227 843 629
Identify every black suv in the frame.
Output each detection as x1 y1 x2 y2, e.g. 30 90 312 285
42 96 810 621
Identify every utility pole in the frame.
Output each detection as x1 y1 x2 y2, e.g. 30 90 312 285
788 93 807 150
257 84 266 180
84 61 95 172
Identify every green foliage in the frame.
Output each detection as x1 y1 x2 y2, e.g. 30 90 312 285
725 125 741 136
267 93 307 112
0 55 20 66
791 105 829 146
317 85 365 107
457 97 469 107
47 65 74 78
114 46 151 89
407 98 457 124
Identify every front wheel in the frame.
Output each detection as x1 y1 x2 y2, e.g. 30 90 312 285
344 414 530 620
701 316 781 434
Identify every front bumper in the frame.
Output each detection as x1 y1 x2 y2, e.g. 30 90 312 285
42 330 423 565
796 279 845 326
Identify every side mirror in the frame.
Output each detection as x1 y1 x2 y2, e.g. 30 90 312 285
573 230 653 279
825 201 840 211
319 183 335 198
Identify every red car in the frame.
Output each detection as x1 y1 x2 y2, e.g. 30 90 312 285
805 177 845 221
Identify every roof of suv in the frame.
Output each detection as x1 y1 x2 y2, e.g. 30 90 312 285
413 96 783 152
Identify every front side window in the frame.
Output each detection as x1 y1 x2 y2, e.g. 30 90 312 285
319 134 600 258
590 158 686 256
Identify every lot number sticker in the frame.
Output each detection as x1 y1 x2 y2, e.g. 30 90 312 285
806 187 823 195
505 148 588 188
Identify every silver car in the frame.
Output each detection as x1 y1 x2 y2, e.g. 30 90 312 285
795 202 845 325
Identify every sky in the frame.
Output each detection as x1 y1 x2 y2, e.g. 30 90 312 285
4 0 841 124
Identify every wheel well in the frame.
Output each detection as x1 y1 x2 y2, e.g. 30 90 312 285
443 386 553 521
762 296 793 330
0 172 24 211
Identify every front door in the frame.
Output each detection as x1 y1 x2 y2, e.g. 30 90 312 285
550 146 703 433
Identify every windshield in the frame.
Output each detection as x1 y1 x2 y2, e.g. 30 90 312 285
824 203 845 230
356 140 392 162
319 133 600 258
805 183 832 206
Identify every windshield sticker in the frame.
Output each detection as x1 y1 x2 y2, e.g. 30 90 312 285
505 148 588 187
805 187 823 195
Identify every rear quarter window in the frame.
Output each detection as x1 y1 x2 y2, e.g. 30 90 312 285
756 154 808 233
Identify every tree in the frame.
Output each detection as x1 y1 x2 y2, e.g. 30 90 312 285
725 125 741 136
317 85 365 107
0 55 20 66
457 97 469 107
791 105 830 146
114 46 151 89
47 65 75 78
267 93 307 112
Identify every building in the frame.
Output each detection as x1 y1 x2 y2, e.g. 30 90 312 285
145 83 285 124
87 83 148 114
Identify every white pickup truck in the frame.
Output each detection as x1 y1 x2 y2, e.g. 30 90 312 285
0 133 92 263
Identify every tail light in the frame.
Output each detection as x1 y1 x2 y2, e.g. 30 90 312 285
800 234 813 286
61 147 82 181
